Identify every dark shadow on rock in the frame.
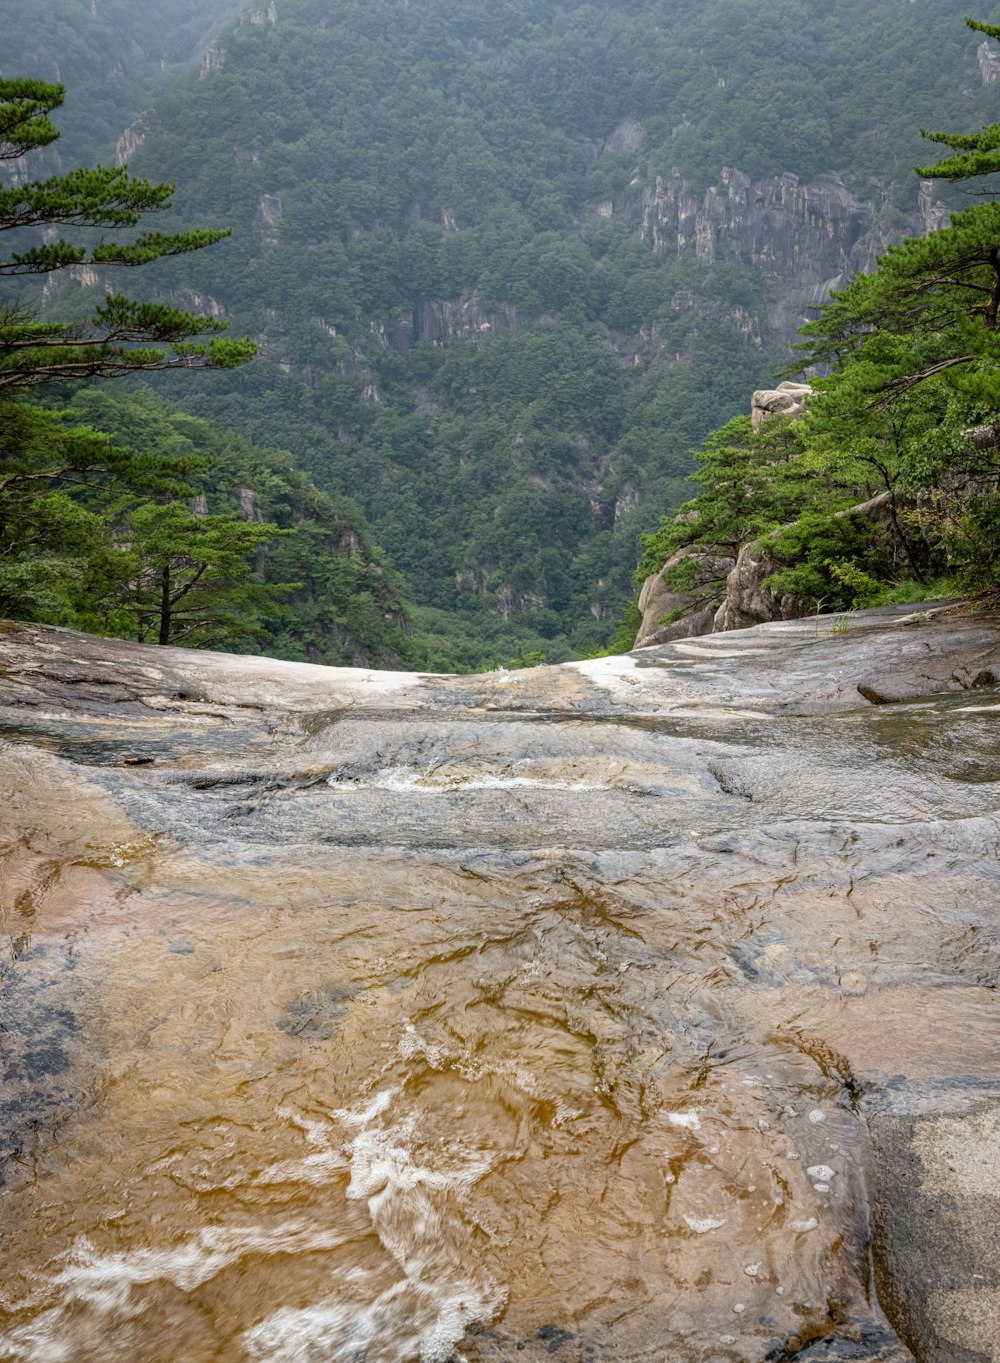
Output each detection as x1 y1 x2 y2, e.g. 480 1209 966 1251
870 1098 1000 1363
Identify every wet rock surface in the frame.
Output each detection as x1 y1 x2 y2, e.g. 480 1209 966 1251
0 608 997 1361
872 1101 1000 1362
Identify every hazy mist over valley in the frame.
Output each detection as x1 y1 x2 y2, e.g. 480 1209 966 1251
2 0 996 665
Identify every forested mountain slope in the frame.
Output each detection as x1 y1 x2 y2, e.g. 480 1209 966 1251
3 0 240 170
68 387 414 667
8 0 997 665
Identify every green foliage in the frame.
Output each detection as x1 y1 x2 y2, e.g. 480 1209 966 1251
0 77 62 159
762 511 896 610
789 32 1000 598
823 559 883 609
120 500 292 647
916 18 1000 181
0 79 255 391
0 385 417 662
2 0 239 170
115 0 984 658
0 398 192 630
632 14 1000 631
507 648 547 669
0 79 411 665
636 415 819 580
63 387 415 665
794 200 1000 390
7 0 997 663
0 75 347 657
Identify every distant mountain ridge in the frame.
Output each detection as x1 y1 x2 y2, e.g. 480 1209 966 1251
5 0 996 665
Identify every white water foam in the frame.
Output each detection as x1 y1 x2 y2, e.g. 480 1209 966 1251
245 1087 507 1363
335 766 604 794
244 1275 498 1363
0 1222 349 1362
668 1110 702 1132
682 1215 727 1234
2 1087 505 1363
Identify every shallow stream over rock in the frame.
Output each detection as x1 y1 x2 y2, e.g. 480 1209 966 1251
0 607 998 1363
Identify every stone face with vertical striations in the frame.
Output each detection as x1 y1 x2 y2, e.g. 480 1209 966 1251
629 164 950 350
978 38 1000 84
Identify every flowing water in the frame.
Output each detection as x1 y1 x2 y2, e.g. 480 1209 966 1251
0 617 998 1362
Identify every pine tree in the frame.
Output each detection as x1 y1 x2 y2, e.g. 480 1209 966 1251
0 78 255 389
121 503 294 647
916 19 1000 181
0 78 288 646
794 200 1000 389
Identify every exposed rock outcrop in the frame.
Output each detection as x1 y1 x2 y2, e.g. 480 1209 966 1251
238 486 267 523
635 547 734 647
711 542 811 633
259 194 283 228
872 1101 1000 1361
587 156 948 351
751 380 813 430
916 179 952 236
637 482 920 648
258 193 283 248
635 383 817 648
856 626 1000 703
979 38 1000 84
400 295 520 348
390 158 944 359
200 45 225 77
115 116 149 166
640 167 887 347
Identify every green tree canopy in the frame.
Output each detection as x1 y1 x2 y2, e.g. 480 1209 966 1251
0 78 255 389
0 78 294 650
793 199 1000 393
122 501 294 646
916 18 1000 180
630 13 1000 629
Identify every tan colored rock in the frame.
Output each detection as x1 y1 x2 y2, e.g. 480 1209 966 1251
751 380 813 430
713 541 811 633
634 547 734 648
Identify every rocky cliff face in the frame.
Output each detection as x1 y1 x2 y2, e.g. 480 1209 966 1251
397 156 949 357
643 168 876 344
633 547 734 648
637 165 947 350
400 296 521 348
979 38 1000 84
583 149 949 352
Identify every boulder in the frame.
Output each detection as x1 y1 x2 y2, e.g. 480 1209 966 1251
712 541 812 632
751 380 813 430
712 491 918 636
634 547 734 648
857 653 999 704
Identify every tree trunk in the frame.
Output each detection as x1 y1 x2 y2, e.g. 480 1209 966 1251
158 564 171 645
886 492 926 583
986 251 1000 332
